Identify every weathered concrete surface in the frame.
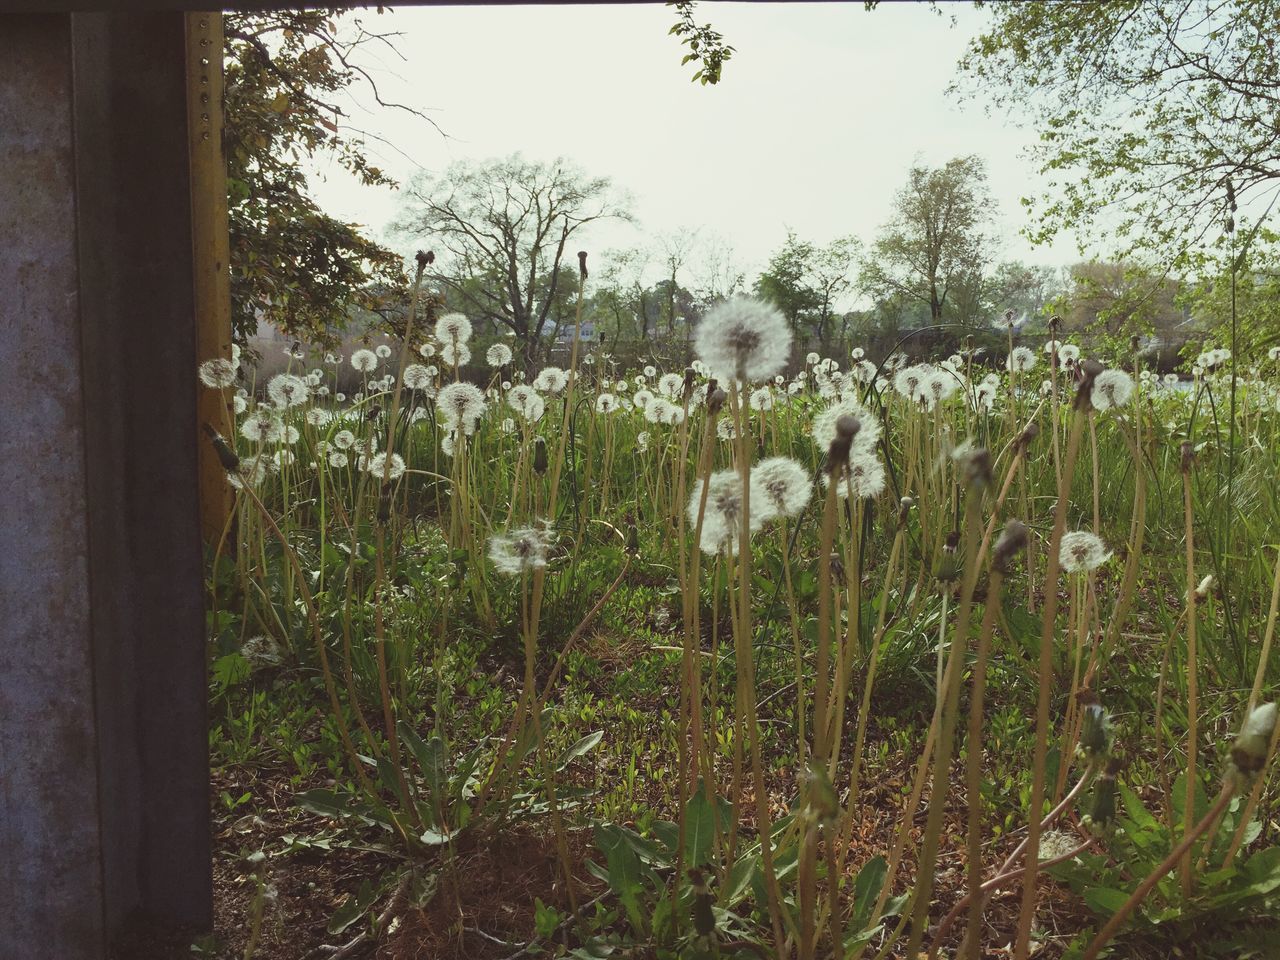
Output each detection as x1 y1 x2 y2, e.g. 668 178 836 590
0 13 210 957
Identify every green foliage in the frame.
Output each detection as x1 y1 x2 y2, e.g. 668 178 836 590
668 1 735 85
859 155 996 327
755 230 860 343
224 10 410 346
958 0 1280 268
1051 784 1280 955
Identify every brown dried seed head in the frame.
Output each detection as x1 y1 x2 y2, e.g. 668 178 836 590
992 519 1029 573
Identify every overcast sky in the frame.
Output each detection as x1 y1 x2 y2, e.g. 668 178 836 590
309 2 1085 290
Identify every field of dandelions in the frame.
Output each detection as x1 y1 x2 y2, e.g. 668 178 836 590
202 268 1280 959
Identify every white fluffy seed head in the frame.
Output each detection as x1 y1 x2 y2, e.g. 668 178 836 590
198 357 237 388
486 343 513 367
533 366 568 394
267 373 310 408
822 451 887 500
752 457 812 521
1090 369 1135 411
351 349 378 373
1059 531 1111 574
693 296 792 383
403 364 433 391
436 381 487 434
687 469 765 555
435 312 472 345
1007 347 1037 373
488 522 554 576
441 342 471 367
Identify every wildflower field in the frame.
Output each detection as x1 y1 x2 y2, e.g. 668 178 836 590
201 261 1280 960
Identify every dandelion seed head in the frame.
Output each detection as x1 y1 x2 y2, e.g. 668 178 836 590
232 395 248 415
687 469 765 555
267 373 310 408
239 410 280 443
486 343 513 367
749 386 774 411
227 457 271 489
437 381 487 434
403 364 433 391
1090 369 1136 411
1007 346 1037 373
488 522 554 576
694 297 792 382
533 366 568 394
441 342 471 367
374 344 392 359
657 372 685 399
366 451 406 481
198 357 237 389
328 451 349 469
1059 531 1111 574
351 349 378 373
435 312 472 345
822 451 887 500
752 456 812 520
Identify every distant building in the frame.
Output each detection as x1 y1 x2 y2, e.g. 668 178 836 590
556 320 595 342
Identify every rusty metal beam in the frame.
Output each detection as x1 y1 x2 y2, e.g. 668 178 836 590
187 11 236 541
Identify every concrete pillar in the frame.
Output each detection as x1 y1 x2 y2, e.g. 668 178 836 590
1 13 210 958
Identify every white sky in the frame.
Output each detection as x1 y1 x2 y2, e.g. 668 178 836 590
309 2 1086 288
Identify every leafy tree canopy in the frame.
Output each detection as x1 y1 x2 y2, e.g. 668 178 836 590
224 10 416 346
859 155 996 329
957 0 1280 268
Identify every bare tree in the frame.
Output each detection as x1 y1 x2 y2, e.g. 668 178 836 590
394 154 631 367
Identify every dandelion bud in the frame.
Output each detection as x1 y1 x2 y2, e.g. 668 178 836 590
825 414 859 472
415 249 434 269
202 423 240 472
992 519 1029 574
804 762 840 826
1049 314 1061 333
707 387 726 416
1083 757 1123 833
1076 691 1111 761
1194 574 1214 601
1016 421 1040 451
897 496 915 527
626 523 640 556
1074 358 1104 410
1130 334 1141 354
953 443 992 489
578 250 588 280
689 868 715 937
533 437 548 475
1181 440 1195 473
1232 702 1277 777
829 551 845 585
365 405 382 422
